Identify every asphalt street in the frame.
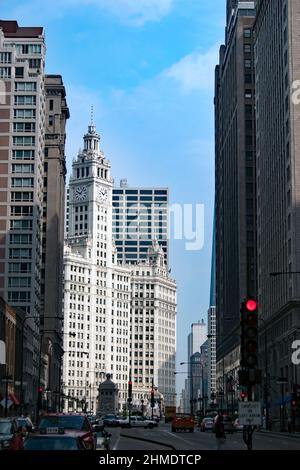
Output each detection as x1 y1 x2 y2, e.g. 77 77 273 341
107 423 300 451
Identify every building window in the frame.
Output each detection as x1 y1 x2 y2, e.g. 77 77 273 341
15 82 37 92
14 95 36 105
12 150 34 160
15 67 24 78
13 123 36 133
0 52 11 64
13 136 35 146
14 109 36 119
0 67 11 78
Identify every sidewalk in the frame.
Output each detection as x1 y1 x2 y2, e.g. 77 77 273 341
257 429 300 439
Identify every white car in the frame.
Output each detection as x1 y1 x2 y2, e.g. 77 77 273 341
234 418 244 432
120 416 157 429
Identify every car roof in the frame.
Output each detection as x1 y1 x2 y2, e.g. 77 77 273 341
27 432 80 438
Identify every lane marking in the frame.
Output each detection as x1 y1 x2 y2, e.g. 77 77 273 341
112 435 121 450
163 430 199 448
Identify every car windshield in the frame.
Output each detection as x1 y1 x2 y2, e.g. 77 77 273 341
24 437 79 450
39 416 87 431
0 422 13 434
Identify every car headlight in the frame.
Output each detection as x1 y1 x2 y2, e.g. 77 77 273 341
2 440 10 448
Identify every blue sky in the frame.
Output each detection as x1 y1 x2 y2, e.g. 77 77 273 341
1 0 226 396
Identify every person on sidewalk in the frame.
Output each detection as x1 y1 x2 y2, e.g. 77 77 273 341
215 413 226 450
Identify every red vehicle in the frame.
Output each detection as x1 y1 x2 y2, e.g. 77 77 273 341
38 413 96 450
171 414 195 433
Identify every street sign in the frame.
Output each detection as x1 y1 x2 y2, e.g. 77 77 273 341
238 401 261 426
0 399 13 408
276 377 288 384
0 341 5 365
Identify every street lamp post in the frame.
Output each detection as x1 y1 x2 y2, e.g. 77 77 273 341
180 361 204 416
141 399 144 417
35 318 64 424
19 315 63 417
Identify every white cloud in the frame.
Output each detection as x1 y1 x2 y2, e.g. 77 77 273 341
92 0 174 26
8 0 174 26
163 45 220 93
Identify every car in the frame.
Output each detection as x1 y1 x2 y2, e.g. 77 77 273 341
234 418 244 432
222 415 234 434
171 414 195 433
120 416 157 429
87 415 98 426
200 417 215 432
38 413 96 449
102 414 119 427
0 417 19 450
24 430 87 450
92 425 111 450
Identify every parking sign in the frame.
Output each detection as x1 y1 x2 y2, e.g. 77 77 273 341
238 402 261 426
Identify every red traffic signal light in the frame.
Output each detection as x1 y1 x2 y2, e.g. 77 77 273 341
128 381 132 396
38 387 44 393
241 299 258 369
245 299 258 312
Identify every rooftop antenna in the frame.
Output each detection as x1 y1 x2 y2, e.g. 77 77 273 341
90 105 94 125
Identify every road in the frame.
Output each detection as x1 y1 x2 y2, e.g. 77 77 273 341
107 423 300 450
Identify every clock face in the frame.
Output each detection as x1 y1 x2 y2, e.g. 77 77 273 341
98 187 108 203
75 186 87 201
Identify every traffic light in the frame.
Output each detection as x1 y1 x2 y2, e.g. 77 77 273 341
150 388 155 408
37 387 44 410
128 380 132 401
291 392 297 409
240 298 258 368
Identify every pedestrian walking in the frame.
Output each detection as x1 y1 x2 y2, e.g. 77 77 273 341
215 413 226 450
8 426 24 450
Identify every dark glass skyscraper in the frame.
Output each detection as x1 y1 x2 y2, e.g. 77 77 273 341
112 183 169 266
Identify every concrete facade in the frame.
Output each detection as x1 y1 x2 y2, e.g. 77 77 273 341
0 20 46 412
40 75 69 409
214 2 256 399
254 0 300 429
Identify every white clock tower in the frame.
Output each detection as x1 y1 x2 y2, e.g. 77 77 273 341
62 122 131 413
69 122 112 243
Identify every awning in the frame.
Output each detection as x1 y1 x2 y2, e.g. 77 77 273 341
9 392 20 406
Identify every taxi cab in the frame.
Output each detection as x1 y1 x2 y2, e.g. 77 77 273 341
38 413 96 450
24 427 87 450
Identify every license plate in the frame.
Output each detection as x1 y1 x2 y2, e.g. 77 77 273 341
46 427 59 434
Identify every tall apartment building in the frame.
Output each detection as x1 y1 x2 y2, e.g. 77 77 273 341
215 2 256 395
62 123 131 413
112 182 168 267
207 217 216 402
130 240 177 407
184 320 207 412
0 20 46 411
41 75 69 407
254 0 300 425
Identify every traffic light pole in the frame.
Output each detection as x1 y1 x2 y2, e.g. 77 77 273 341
151 378 154 421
